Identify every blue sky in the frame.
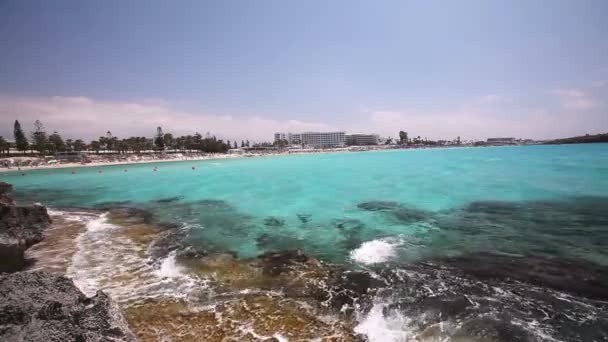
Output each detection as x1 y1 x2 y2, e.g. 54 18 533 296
1 0 607 141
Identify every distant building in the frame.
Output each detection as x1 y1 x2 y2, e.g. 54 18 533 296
288 133 302 144
301 132 346 148
274 131 345 148
486 137 516 145
274 132 302 145
274 133 287 143
346 134 379 146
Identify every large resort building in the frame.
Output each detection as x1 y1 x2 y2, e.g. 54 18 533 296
345 134 379 146
486 137 516 145
274 131 346 148
274 131 383 148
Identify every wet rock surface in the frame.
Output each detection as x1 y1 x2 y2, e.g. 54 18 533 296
0 271 135 342
373 252 608 341
437 252 608 300
257 250 308 276
0 182 51 272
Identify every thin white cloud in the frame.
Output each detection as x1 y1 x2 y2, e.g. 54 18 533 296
1 93 606 143
355 98 606 140
552 88 597 110
0 95 333 142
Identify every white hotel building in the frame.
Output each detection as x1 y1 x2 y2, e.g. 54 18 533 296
274 131 346 148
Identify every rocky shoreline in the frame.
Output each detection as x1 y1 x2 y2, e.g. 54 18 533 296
0 182 51 272
0 182 135 342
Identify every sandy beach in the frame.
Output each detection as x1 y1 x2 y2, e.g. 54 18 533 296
0 146 403 174
0 153 250 173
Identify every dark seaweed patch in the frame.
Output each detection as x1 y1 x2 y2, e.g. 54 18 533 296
357 201 400 211
427 196 608 263
196 199 232 210
263 217 285 227
433 252 608 300
154 196 182 204
95 201 133 209
392 206 432 223
296 213 311 223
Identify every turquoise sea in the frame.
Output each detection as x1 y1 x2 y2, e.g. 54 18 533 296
6 143 608 341
6 144 608 264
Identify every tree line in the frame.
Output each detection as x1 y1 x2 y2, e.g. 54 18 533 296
398 130 461 146
1 120 246 157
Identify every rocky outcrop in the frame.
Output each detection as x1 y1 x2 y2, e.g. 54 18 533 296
0 182 52 272
0 271 136 341
0 182 14 205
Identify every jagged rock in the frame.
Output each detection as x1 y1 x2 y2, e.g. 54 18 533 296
149 226 207 260
0 271 136 341
0 182 51 272
258 250 308 276
0 182 14 205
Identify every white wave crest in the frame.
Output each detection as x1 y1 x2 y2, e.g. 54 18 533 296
354 302 414 342
157 252 185 278
68 212 208 304
350 238 399 264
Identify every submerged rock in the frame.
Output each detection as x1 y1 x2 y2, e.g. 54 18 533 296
263 217 285 227
439 252 608 301
357 201 400 211
196 199 232 210
155 196 182 204
0 182 51 272
0 271 135 341
357 200 432 223
392 207 432 223
296 213 311 223
149 225 208 260
107 207 154 225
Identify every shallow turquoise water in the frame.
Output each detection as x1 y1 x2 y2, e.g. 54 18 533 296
5 144 608 264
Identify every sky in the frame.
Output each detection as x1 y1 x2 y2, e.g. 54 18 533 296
1 0 607 142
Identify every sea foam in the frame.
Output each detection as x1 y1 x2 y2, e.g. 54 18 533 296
350 239 398 264
354 302 414 342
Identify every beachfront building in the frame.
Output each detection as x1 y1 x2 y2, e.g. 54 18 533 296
300 132 346 148
274 133 287 143
274 131 347 148
486 137 516 145
346 134 379 146
274 133 302 145
288 133 302 144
